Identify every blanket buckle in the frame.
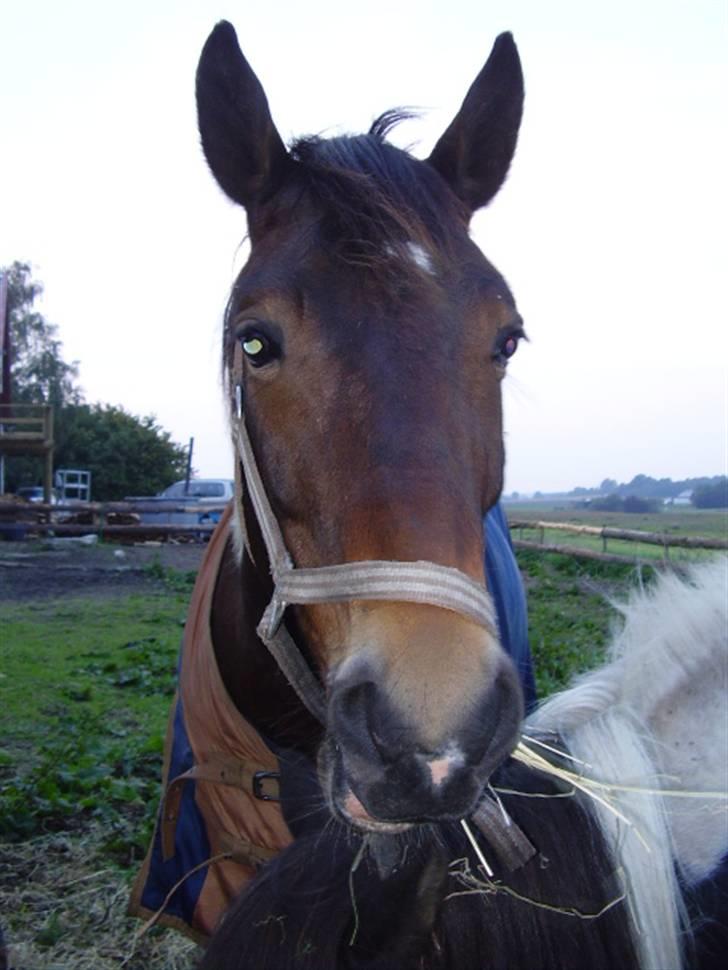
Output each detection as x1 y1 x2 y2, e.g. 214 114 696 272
253 770 281 801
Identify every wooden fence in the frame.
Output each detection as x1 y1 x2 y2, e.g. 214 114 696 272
2 503 727 556
508 519 728 566
0 499 227 541
0 404 54 500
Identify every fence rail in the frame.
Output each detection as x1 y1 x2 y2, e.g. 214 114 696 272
0 404 54 450
0 499 229 541
0 404 55 501
2 503 727 552
508 518 728 564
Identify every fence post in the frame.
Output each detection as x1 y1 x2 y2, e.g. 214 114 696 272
43 407 54 505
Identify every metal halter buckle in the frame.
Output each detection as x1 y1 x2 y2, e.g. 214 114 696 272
252 770 281 802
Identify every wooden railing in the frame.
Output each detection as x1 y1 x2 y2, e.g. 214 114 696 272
0 404 55 502
508 518 728 565
0 404 53 452
2 501 727 552
0 499 228 540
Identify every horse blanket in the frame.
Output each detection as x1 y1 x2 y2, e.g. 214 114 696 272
128 504 291 941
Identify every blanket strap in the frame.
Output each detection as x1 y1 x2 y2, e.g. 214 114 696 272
161 754 280 862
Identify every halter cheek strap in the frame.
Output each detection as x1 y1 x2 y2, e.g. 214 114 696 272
233 387 498 724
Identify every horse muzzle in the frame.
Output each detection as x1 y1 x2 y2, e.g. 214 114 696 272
323 642 524 829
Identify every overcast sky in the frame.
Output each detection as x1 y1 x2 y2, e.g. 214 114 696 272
1 0 726 494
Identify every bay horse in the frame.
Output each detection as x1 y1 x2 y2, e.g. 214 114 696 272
140 21 728 969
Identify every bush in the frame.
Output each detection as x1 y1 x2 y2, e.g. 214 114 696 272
692 479 728 509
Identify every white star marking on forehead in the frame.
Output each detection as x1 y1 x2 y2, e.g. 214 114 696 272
405 241 435 275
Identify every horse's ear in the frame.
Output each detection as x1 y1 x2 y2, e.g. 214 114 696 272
196 21 290 212
428 33 524 215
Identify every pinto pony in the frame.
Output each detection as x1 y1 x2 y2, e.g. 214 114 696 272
132 22 728 969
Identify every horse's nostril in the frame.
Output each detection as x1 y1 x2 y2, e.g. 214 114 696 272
331 672 412 765
335 678 375 721
331 676 381 755
333 678 378 734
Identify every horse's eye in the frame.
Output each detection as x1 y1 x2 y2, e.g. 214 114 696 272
493 328 525 367
239 330 278 368
502 336 519 359
243 336 265 357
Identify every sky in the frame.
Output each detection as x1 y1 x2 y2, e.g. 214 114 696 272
1 0 726 495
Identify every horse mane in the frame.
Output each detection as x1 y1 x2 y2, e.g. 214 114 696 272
531 559 727 732
201 757 636 970
287 112 469 276
530 558 728 969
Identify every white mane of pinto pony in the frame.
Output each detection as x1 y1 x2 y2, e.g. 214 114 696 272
528 557 728 970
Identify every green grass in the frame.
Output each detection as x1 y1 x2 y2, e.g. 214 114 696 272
516 550 650 698
508 504 728 538
0 578 193 866
507 505 727 563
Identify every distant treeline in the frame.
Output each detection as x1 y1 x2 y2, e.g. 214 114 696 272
585 494 662 514
569 475 727 508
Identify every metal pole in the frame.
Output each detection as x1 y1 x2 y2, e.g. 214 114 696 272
0 273 10 407
0 274 9 496
43 407 54 504
184 436 194 494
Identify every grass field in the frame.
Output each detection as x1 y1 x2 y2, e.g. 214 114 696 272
0 576 199 970
0 591 188 860
506 503 727 563
515 550 645 697
506 502 728 535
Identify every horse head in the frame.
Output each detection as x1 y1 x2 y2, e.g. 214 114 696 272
197 22 526 831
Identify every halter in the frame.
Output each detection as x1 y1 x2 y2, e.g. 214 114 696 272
233 384 499 724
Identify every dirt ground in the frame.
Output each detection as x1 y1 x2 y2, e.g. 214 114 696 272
0 536 206 602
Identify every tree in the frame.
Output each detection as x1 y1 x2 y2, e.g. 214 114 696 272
1 261 82 408
2 263 188 498
692 478 728 509
622 494 659 514
590 493 624 512
54 404 189 501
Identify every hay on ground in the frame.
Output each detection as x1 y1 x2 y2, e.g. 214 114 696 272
0 828 199 970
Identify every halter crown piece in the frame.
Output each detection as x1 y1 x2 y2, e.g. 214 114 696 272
233 387 499 723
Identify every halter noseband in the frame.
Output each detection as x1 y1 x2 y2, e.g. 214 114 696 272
233 386 498 724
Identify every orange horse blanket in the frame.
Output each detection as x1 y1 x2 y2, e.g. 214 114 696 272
128 504 290 942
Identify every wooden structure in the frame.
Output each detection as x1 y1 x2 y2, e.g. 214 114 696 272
0 498 225 542
0 404 54 501
508 517 728 565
